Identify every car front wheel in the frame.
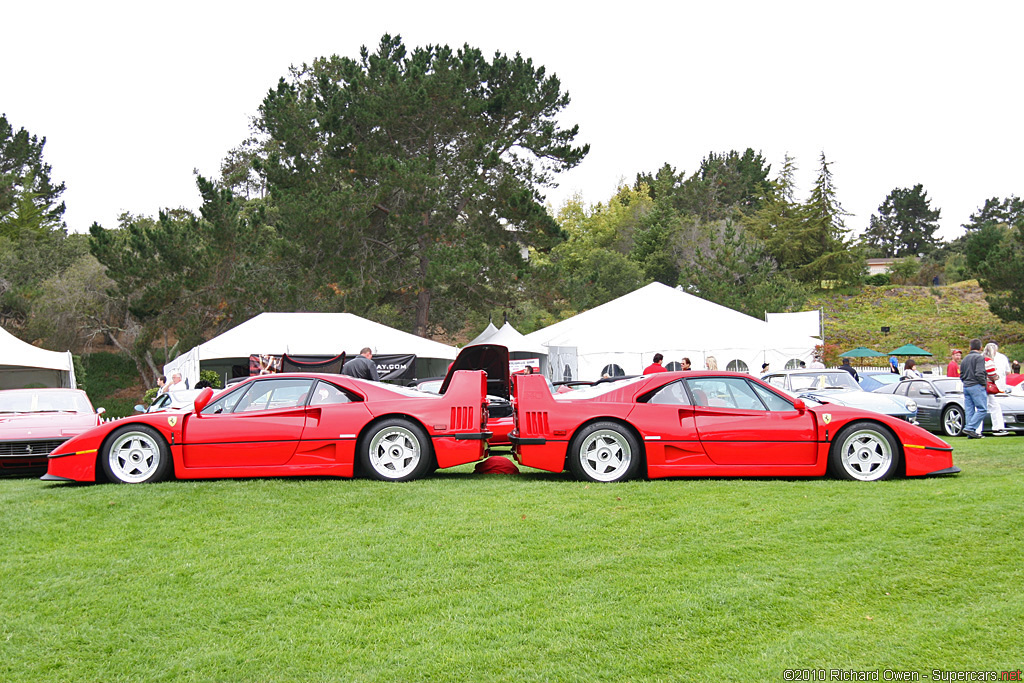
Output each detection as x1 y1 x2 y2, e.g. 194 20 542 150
568 422 641 483
361 419 434 482
941 405 964 437
829 422 899 481
102 425 172 484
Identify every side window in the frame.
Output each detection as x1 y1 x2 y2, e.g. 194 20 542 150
231 378 315 413
907 381 933 399
686 378 767 411
202 385 247 415
645 380 691 406
894 382 911 397
750 382 798 412
310 380 355 406
765 375 786 389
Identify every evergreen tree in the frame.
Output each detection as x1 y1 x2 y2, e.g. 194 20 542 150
862 184 941 257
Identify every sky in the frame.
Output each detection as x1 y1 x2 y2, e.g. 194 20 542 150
4 1 1021 241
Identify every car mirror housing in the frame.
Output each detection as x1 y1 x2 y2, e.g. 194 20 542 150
192 387 215 415
792 398 806 412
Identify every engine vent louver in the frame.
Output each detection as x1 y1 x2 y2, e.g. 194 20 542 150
523 411 549 436
450 406 475 431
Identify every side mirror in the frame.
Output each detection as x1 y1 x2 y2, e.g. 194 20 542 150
96 407 106 416
192 387 215 416
133 404 146 413
792 398 806 412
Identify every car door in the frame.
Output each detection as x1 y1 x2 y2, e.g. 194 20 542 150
904 380 941 429
685 377 817 465
182 377 314 468
628 379 706 468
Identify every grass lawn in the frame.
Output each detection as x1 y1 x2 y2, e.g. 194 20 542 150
2 438 1022 682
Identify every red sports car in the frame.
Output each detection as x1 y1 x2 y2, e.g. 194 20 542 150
0 388 105 475
510 371 959 483
44 371 490 484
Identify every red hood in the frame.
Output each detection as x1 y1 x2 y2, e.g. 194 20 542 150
0 412 100 439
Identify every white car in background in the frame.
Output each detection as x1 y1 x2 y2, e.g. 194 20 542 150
761 369 918 422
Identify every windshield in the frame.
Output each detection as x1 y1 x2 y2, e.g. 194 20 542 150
789 372 859 391
0 389 94 414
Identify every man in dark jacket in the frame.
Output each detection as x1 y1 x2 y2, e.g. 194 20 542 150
341 347 380 381
839 358 860 382
959 338 988 438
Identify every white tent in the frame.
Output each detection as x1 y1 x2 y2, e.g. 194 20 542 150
0 325 76 389
523 282 820 381
467 320 499 346
467 320 548 374
164 312 459 386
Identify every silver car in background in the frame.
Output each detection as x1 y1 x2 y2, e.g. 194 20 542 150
873 377 1024 436
762 369 918 422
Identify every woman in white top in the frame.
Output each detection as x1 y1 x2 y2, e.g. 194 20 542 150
902 359 923 380
984 342 1009 435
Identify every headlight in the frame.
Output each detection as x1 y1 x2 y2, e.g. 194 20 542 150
904 400 917 413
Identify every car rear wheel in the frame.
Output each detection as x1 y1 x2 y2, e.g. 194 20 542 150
941 405 964 437
568 422 641 483
102 425 172 484
361 419 433 482
829 422 899 481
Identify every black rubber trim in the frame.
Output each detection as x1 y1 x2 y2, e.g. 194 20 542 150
509 435 547 445
40 473 75 482
925 466 961 476
452 432 493 441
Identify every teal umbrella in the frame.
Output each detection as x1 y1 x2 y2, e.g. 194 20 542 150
889 344 932 356
839 347 887 358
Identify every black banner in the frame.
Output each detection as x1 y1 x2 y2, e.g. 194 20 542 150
249 352 416 382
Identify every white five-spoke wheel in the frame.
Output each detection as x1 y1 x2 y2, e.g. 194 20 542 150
361 419 433 482
941 405 964 437
568 422 641 483
829 422 899 481
102 425 172 484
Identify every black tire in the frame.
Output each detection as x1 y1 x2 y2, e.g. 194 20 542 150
940 405 964 437
360 418 434 482
101 425 173 484
828 422 900 481
567 421 641 483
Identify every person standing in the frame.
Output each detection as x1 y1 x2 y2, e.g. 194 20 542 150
960 338 988 439
643 353 668 374
839 358 860 382
984 342 1010 436
947 349 962 378
680 357 692 371
705 356 718 371
341 347 380 381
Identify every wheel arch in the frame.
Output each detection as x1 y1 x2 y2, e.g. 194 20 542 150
97 422 175 483
832 418 906 478
354 413 436 476
566 416 647 473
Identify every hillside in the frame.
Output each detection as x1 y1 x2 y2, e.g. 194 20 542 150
808 280 1024 369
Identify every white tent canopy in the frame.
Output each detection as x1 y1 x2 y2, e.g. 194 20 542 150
1 325 76 389
164 312 459 386
523 282 820 381
467 320 499 346
468 322 547 355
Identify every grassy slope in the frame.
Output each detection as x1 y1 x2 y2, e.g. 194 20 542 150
809 280 1024 368
1 438 1021 682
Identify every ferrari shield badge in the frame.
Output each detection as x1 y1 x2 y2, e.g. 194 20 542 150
822 414 832 425
168 416 177 427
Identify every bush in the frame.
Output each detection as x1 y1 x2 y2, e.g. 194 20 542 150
866 273 891 286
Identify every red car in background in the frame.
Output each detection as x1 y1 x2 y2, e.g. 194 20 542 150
44 370 490 484
0 388 105 475
510 371 959 483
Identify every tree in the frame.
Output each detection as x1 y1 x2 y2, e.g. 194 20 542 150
962 195 1024 232
0 114 66 238
862 184 941 257
89 176 280 384
965 223 1024 323
254 34 588 336
748 153 863 287
677 219 806 317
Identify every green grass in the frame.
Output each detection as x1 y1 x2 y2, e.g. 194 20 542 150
2 438 1022 682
